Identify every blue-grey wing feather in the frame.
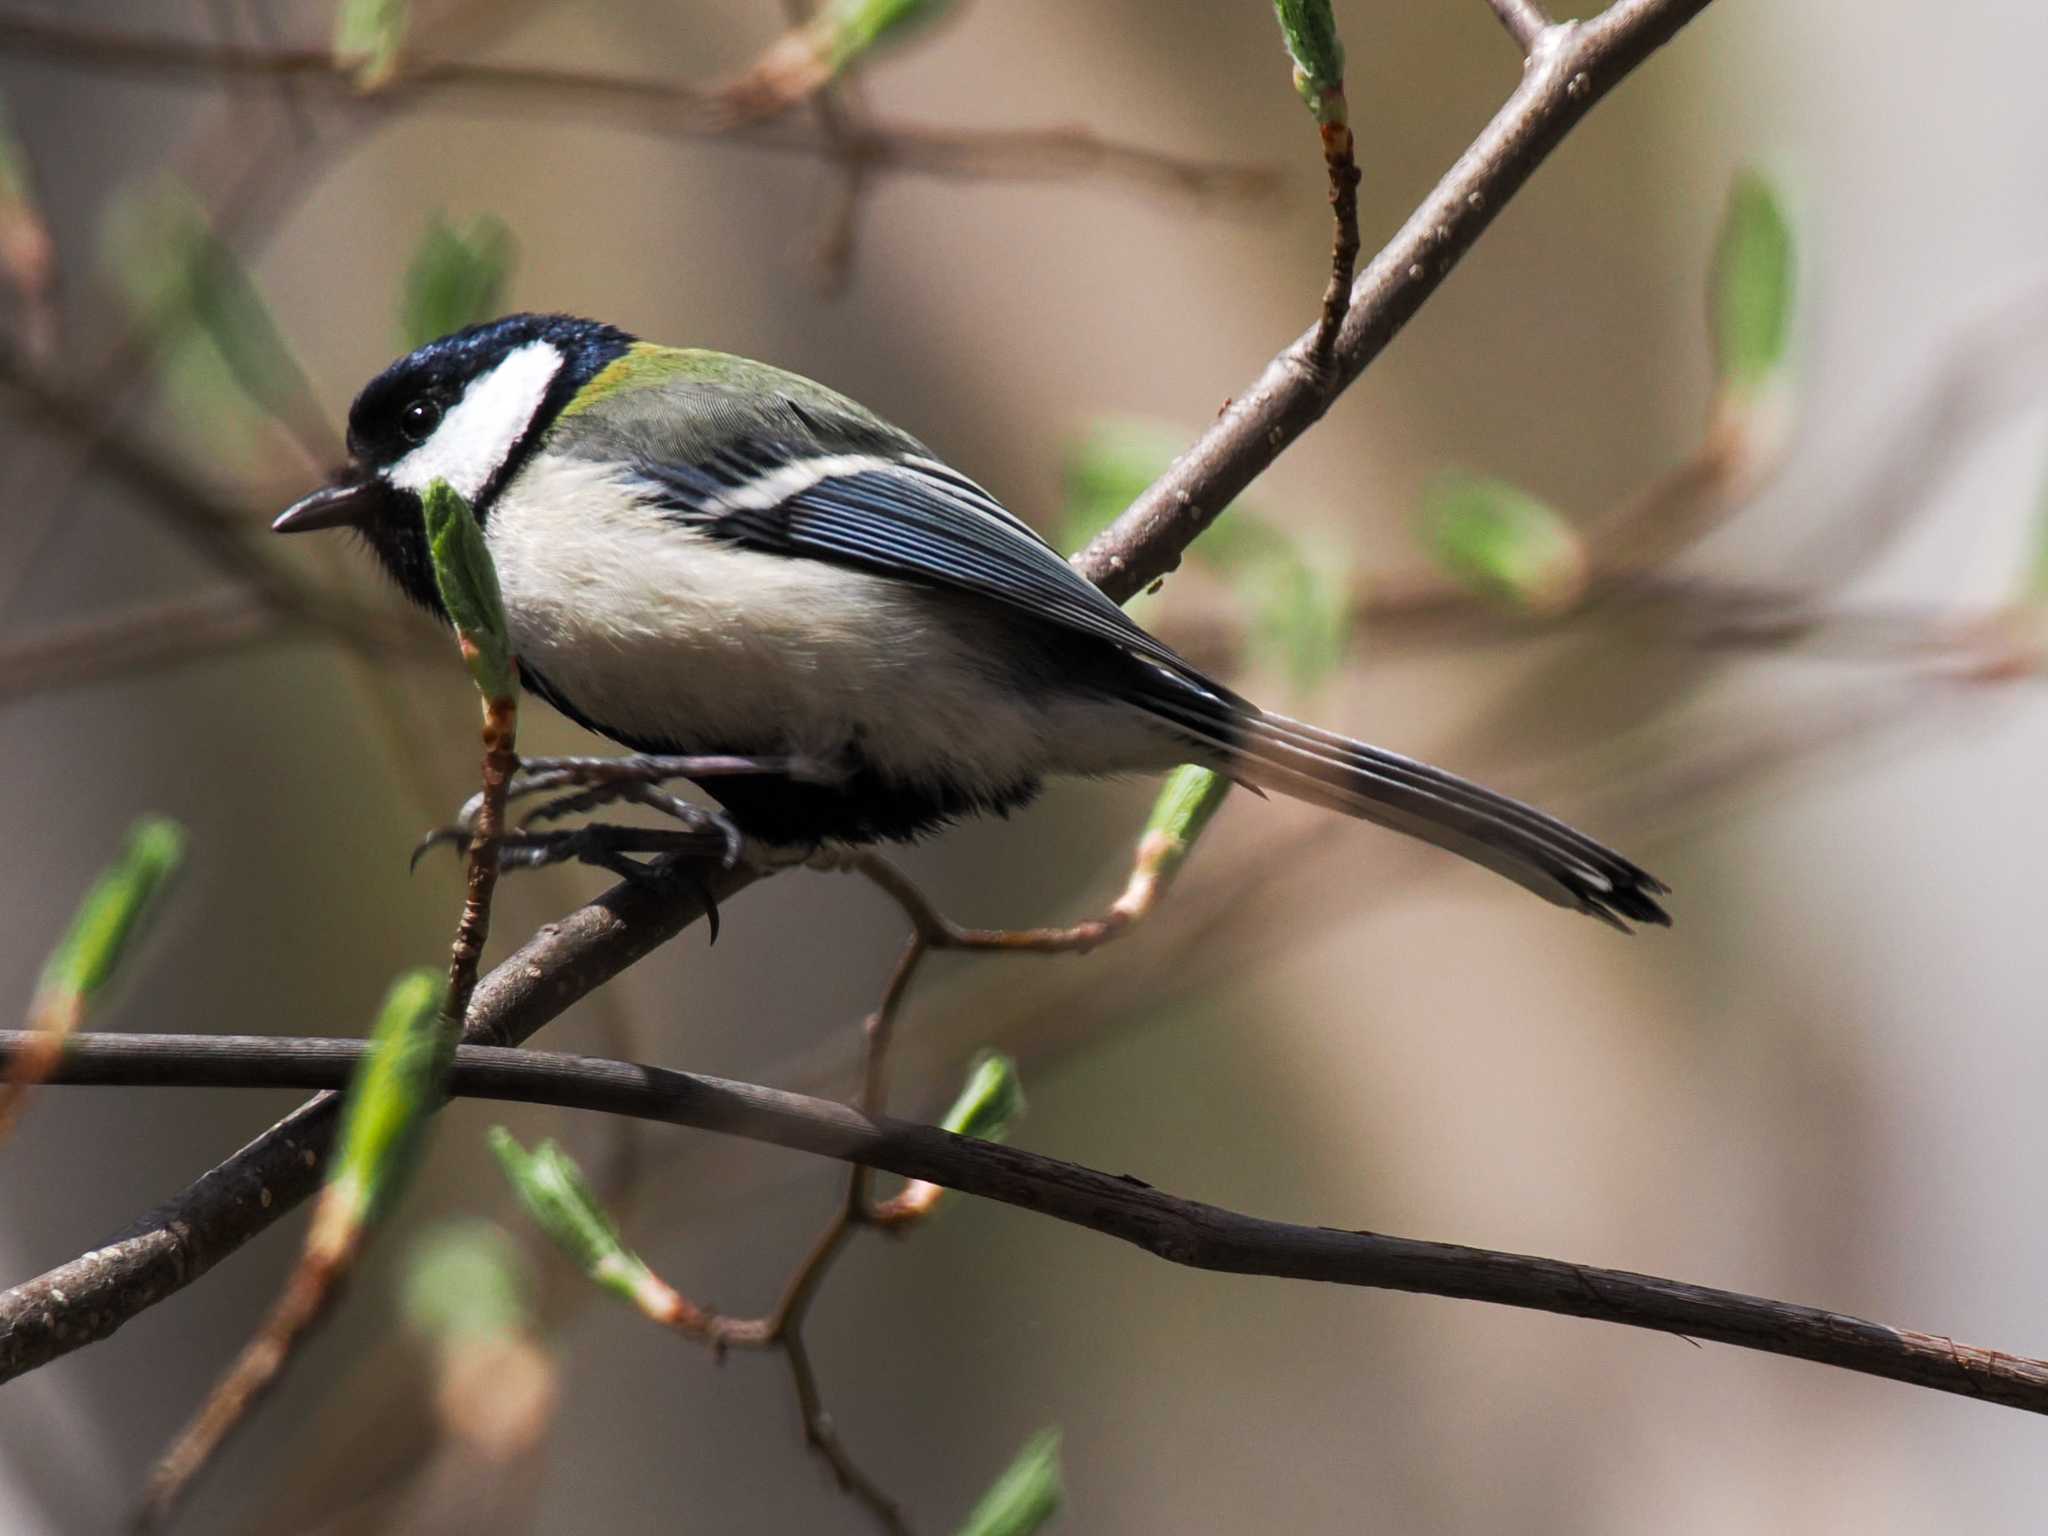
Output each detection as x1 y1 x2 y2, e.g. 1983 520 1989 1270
636 445 1223 692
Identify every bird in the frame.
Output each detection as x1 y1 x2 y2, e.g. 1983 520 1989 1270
273 312 1670 929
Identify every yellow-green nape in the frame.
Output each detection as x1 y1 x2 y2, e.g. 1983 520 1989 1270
564 342 773 417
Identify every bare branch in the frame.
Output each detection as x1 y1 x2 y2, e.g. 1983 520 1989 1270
0 14 1272 205
0 863 755 1385
1486 0 1555 53
16 1028 2048 1418
1075 0 1721 601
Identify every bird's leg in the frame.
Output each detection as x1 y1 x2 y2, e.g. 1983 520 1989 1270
416 752 832 872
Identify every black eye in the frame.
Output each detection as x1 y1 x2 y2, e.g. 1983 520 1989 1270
399 397 442 444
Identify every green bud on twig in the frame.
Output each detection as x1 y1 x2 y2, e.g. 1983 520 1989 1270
334 0 409 91
422 480 516 701
1710 170 1796 404
37 817 185 1006
1419 471 1589 615
1139 765 1230 891
489 1130 663 1308
817 0 950 72
718 0 950 121
1272 0 1347 125
940 1052 1026 1145
401 212 515 350
6 816 186 1138
328 970 450 1228
957 1428 1064 1536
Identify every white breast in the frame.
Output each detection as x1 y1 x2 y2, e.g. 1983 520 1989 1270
483 453 1158 796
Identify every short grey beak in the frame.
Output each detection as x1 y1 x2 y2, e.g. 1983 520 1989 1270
273 477 378 533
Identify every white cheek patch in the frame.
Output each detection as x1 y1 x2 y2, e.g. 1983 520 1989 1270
387 340 564 502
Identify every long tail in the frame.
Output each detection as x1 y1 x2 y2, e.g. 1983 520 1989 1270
1129 680 1670 930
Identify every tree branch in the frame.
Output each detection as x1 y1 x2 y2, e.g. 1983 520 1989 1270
1486 0 1554 54
0 13 1272 203
14 1028 2048 1417
1074 0 1719 601
0 862 754 1385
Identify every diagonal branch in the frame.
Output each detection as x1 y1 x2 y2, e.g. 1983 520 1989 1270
1075 0 1720 601
0 862 754 1385
14 1028 2048 1418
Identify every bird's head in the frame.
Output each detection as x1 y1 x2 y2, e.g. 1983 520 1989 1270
272 312 633 612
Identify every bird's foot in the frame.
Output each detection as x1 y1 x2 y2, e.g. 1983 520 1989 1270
417 751 828 873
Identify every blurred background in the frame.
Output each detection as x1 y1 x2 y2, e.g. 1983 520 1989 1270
5 0 2048 1531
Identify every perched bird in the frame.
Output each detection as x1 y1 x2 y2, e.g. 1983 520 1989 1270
275 313 1669 928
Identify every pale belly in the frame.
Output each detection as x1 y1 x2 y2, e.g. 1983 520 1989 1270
482 457 1173 839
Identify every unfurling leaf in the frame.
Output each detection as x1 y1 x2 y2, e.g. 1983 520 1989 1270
328 970 450 1227
1271 0 1347 124
817 0 950 70
422 480 516 701
103 178 323 446
489 1130 664 1307
1419 471 1588 615
1709 170 1796 401
401 212 515 349
957 1429 1064 1536
37 817 186 1006
940 1052 1026 1145
1124 765 1231 919
334 0 409 91
718 0 952 120
5 816 187 1138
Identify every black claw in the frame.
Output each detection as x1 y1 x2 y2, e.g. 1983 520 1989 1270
410 826 465 872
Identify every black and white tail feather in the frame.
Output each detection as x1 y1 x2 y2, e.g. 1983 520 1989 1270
1120 665 1669 930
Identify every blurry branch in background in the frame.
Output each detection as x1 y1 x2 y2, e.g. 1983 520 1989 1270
0 86 54 360
141 482 519 1527
491 1054 1037 1536
0 13 1273 206
17 1028 2048 1419
102 175 342 472
717 0 951 124
0 817 184 1144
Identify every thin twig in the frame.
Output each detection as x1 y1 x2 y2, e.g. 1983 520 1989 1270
17 1028 2048 1418
1486 0 1555 53
0 14 1272 205
1074 0 1721 602
138 664 522 1528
